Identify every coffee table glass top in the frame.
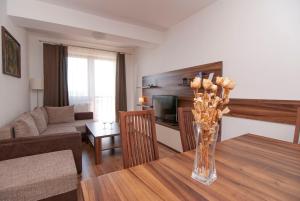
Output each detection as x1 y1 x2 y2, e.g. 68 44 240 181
86 122 120 138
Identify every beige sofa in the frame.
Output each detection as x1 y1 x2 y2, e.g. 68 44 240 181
0 106 94 201
0 106 94 140
0 106 94 173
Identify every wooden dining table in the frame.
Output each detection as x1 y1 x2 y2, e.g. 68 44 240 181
81 134 300 201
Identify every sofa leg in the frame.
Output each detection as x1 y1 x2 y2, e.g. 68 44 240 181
40 190 77 201
82 133 89 143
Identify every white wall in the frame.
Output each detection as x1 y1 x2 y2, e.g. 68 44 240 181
28 33 137 111
28 34 43 110
0 0 29 126
136 0 300 144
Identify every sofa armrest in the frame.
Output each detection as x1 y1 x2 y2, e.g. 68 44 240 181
0 132 82 173
75 112 93 120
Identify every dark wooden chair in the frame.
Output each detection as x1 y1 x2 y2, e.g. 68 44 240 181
178 107 196 152
294 107 300 144
119 110 159 168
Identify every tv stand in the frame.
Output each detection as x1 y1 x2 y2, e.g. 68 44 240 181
155 121 179 131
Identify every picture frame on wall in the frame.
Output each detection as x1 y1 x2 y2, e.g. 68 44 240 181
1 26 21 78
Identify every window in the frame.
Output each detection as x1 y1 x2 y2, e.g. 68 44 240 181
68 57 89 104
67 47 116 122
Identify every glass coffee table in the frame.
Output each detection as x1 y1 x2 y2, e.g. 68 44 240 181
85 122 120 164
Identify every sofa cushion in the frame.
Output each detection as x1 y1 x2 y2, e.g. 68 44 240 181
0 123 14 140
46 106 75 124
41 107 49 124
0 150 77 201
50 119 95 134
72 120 93 133
41 125 77 136
31 107 48 133
14 113 39 138
73 119 95 133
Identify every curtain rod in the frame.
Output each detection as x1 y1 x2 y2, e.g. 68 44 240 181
38 40 131 55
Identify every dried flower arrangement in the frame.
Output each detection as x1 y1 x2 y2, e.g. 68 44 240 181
191 73 235 177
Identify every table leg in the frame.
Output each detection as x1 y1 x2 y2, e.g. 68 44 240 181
94 138 102 164
111 136 115 144
111 136 115 154
84 127 89 143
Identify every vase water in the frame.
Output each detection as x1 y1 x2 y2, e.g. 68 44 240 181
192 122 219 185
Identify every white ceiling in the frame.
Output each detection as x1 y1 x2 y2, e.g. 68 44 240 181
38 0 215 30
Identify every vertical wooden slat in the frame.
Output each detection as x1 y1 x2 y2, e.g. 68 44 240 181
140 115 146 163
129 115 135 167
132 115 138 166
188 113 196 148
188 112 194 148
145 114 153 161
188 112 193 146
185 113 191 149
146 114 152 162
178 107 197 152
134 115 139 165
143 114 151 163
293 107 300 144
150 110 159 160
140 115 147 163
127 115 132 167
130 115 135 167
136 115 143 165
136 115 142 165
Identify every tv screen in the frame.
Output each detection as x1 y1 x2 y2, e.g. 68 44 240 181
152 95 178 123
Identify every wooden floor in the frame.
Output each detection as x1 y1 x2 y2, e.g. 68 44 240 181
77 136 177 201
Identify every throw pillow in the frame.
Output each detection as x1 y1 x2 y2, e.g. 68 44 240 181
14 113 40 138
46 105 75 124
31 107 48 133
41 107 49 124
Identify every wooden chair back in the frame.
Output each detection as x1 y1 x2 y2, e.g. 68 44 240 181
119 110 159 168
178 107 196 152
294 107 300 144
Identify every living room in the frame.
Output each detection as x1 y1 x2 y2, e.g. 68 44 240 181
0 0 299 201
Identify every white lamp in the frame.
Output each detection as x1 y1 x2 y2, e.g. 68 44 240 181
30 78 44 107
138 96 145 104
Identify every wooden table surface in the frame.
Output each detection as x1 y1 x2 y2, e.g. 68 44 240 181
81 134 300 201
86 122 120 138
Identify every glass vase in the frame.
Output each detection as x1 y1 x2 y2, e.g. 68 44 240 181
192 122 219 185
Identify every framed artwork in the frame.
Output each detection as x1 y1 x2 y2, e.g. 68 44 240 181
1 26 21 78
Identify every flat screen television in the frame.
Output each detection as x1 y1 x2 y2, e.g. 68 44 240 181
152 95 178 124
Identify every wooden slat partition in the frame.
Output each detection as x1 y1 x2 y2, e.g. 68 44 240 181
227 98 300 125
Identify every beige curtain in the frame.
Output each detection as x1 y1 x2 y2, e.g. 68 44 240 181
115 53 127 121
43 44 69 106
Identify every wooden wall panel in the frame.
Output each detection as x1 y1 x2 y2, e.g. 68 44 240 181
141 61 223 132
141 61 300 130
142 61 223 108
227 99 300 125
